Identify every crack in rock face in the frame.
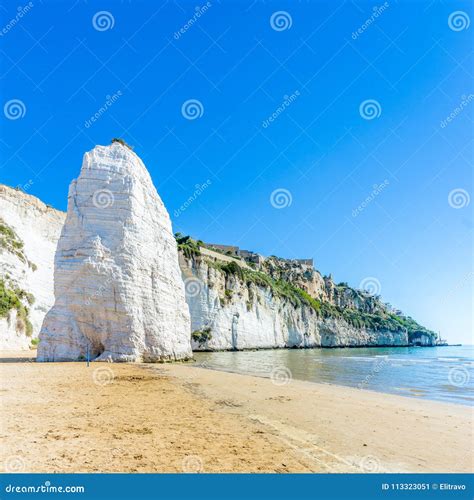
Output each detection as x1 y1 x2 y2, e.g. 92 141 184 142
37 143 192 362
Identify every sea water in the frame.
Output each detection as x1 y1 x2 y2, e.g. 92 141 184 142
194 345 473 406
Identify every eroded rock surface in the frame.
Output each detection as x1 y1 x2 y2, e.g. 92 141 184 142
0 185 65 349
180 255 411 351
37 144 192 362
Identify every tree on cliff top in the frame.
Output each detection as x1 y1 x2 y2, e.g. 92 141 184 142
111 138 134 150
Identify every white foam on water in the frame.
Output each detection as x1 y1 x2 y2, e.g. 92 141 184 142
397 358 433 364
338 356 374 362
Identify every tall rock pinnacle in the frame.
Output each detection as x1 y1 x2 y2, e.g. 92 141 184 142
37 143 192 362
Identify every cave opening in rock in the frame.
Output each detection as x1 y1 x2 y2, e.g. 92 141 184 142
90 341 105 360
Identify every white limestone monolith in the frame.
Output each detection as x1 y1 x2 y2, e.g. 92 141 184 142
37 143 192 362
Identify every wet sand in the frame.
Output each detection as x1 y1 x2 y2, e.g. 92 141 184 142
0 351 472 473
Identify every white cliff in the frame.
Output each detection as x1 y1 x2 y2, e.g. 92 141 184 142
0 185 65 350
1 171 435 353
37 143 192 362
180 254 418 351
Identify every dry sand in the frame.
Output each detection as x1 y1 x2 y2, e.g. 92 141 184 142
0 351 472 473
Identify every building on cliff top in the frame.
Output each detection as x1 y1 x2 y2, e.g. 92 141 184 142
205 243 311 268
206 243 240 256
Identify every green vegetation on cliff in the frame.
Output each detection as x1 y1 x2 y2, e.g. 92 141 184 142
192 327 212 344
0 278 34 337
177 235 435 338
0 218 26 263
0 218 37 270
175 233 202 259
111 137 134 150
208 260 433 335
388 313 435 337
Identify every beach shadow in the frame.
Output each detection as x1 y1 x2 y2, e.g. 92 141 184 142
0 355 37 363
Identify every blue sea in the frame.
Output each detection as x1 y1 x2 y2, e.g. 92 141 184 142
194 345 474 406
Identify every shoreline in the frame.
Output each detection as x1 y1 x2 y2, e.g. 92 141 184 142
191 345 473 407
0 351 472 473
159 364 472 473
188 363 472 408
194 344 455 352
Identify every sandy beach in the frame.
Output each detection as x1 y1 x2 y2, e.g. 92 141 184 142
0 351 472 473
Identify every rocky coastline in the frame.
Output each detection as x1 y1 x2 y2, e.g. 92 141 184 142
0 143 438 356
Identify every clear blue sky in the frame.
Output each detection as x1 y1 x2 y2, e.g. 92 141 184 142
1 0 472 343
